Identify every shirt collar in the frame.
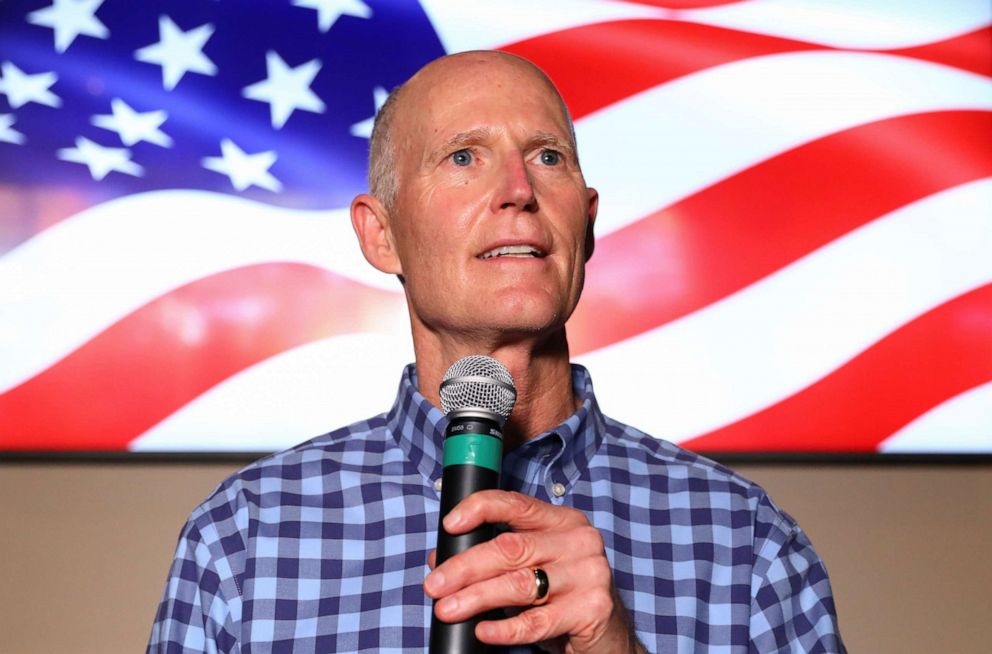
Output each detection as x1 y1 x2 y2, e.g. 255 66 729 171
385 363 605 500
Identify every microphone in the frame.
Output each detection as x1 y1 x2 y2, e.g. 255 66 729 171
429 355 517 654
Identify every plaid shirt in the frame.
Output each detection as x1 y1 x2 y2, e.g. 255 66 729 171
148 364 845 653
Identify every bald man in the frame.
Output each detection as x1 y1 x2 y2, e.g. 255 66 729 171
149 52 845 653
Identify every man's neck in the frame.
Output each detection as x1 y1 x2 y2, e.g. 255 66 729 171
412 328 577 450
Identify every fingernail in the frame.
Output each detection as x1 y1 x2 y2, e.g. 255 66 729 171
438 596 459 615
443 509 463 530
425 570 445 594
476 622 495 640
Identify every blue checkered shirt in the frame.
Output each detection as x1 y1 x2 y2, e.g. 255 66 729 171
149 364 844 653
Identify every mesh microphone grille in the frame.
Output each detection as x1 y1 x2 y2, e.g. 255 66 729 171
440 355 516 419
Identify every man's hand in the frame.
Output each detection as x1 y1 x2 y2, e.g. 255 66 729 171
424 490 646 654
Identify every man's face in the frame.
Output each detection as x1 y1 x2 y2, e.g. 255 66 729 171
385 55 597 343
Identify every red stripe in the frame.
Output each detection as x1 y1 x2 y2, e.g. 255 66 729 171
680 284 992 452
502 19 989 122
501 19 817 120
886 27 992 78
567 110 992 355
0 264 405 451
623 0 749 8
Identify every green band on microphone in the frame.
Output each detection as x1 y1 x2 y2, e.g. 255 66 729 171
443 433 502 472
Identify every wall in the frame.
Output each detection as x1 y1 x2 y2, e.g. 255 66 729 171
1 461 989 653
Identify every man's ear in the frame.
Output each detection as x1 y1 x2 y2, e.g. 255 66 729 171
584 186 598 262
350 193 403 275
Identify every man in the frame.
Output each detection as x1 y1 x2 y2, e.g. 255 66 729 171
149 51 845 653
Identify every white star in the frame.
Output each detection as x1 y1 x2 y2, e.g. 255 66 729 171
0 61 61 109
349 85 389 139
242 51 325 129
134 16 217 91
202 139 282 192
27 0 109 53
292 0 372 33
91 98 173 147
0 114 26 145
57 136 144 180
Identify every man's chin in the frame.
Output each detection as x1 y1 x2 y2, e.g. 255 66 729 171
409 291 575 345
481 312 570 344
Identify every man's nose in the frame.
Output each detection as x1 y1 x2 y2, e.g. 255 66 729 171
490 153 537 213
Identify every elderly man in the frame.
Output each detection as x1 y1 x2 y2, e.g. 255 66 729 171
149 52 845 653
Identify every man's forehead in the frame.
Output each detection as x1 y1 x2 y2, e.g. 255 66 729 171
398 53 573 146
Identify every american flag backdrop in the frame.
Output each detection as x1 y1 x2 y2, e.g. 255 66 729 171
1 0 990 454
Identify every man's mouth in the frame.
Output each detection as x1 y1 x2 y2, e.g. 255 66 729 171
478 245 546 260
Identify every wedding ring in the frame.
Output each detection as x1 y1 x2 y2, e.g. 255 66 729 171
532 568 550 605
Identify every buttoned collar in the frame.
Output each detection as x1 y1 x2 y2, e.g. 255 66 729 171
385 363 605 502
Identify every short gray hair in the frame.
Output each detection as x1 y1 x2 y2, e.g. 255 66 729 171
367 86 404 211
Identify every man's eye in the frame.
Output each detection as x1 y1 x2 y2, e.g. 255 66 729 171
451 149 473 166
540 149 561 165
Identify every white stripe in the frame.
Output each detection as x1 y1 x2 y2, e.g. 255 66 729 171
422 0 989 54
579 51 992 237
130 333 415 452
0 191 402 393
576 179 992 443
683 0 991 49
879 382 992 453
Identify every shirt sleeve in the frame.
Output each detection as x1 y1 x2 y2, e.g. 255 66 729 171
749 496 846 654
147 519 241 654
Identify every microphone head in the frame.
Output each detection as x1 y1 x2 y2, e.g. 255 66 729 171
439 355 517 424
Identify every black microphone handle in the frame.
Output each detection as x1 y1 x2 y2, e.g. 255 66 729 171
429 417 503 654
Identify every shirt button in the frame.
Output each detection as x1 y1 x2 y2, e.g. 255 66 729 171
551 482 566 498
434 478 443 492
